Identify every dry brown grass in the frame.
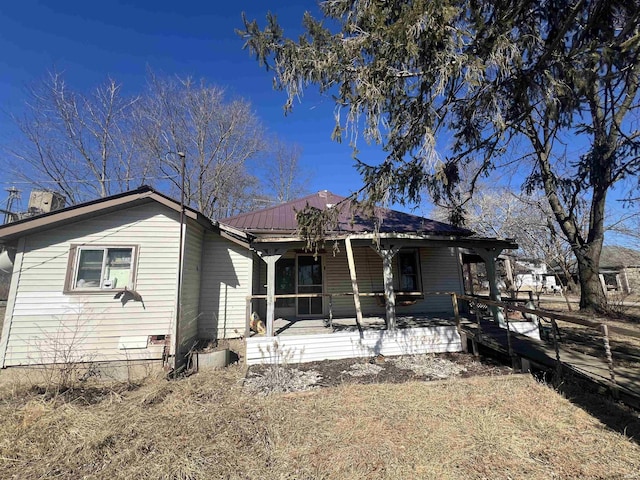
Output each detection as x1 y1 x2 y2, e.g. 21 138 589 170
0 366 638 479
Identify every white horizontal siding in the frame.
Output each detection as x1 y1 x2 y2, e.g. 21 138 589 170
179 223 204 353
2 202 181 367
325 246 385 316
400 247 463 314
246 325 462 364
324 246 463 317
199 233 252 340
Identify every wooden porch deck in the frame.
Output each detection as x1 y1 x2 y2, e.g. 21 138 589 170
269 312 460 336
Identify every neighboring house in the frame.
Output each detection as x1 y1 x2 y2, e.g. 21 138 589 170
511 259 560 294
0 187 517 368
599 246 640 294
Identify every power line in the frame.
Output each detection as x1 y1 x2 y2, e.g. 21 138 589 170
0 174 180 186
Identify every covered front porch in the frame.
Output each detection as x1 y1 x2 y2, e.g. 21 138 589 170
245 290 472 365
245 233 516 365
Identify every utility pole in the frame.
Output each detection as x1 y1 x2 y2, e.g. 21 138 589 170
3 187 20 224
174 151 186 375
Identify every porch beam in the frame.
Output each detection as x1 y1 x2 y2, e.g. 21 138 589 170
377 244 401 330
344 237 364 329
256 248 287 336
477 248 505 327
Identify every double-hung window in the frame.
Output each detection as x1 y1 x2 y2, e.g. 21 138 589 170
67 246 136 292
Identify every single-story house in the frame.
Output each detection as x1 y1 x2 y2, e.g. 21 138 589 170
0 187 516 368
219 191 519 362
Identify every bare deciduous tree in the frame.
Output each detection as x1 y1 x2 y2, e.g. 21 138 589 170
132 73 265 219
261 138 309 204
432 187 579 291
8 71 147 204
5 71 310 220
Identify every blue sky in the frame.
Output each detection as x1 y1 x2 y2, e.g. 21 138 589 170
0 1 637 247
0 0 386 207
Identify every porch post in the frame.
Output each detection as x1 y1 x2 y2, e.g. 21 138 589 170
465 262 475 295
503 255 514 297
477 248 505 327
621 268 631 294
377 244 401 330
344 236 364 328
256 248 286 336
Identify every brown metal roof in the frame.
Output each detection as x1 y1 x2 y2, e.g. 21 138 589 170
221 190 474 237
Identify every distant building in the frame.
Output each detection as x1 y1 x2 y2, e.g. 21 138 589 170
3 189 66 224
511 259 560 294
599 246 640 294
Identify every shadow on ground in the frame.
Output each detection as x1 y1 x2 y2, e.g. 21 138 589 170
534 369 640 446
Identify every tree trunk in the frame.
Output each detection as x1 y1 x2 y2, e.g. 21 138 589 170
574 242 607 312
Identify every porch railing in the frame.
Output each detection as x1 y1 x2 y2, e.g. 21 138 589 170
245 290 463 336
455 293 640 395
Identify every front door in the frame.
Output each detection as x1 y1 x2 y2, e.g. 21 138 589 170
297 255 323 315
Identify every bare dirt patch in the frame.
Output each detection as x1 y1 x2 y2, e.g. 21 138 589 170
245 352 511 395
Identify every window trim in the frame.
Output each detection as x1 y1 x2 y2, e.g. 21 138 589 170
64 244 139 294
397 249 422 293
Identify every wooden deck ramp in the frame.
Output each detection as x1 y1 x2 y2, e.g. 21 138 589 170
457 295 640 409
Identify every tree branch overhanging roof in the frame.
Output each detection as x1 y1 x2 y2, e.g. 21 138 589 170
221 190 517 250
222 190 473 235
0 187 516 251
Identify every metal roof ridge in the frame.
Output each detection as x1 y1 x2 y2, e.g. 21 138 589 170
221 190 346 222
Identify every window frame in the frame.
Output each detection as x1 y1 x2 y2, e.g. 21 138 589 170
397 249 422 293
64 244 138 294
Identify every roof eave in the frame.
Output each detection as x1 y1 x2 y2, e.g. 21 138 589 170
0 188 215 242
251 232 517 250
